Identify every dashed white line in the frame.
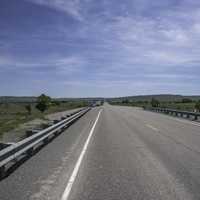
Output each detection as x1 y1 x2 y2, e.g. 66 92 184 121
146 124 159 132
61 109 102 200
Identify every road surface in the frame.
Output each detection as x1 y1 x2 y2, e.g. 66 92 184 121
0 104 200 200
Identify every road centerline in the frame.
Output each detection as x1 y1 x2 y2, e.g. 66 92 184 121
61 109 102 200
146 124 159 132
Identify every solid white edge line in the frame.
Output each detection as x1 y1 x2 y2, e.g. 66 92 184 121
149 111 200 128
61 109 102 200
173 118 200 127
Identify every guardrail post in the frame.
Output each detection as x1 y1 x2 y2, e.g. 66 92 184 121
53 120 60 124
0 166 5 178
43 137 49 144
54 130 60 136
27 147 34 156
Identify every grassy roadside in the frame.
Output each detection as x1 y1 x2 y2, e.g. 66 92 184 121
0 101 89 138
109 101 196 112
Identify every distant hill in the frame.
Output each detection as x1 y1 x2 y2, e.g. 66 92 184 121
0 94 199 103
56 97 104 102
108 94 200 102
0 96 104 103
0 96 37 103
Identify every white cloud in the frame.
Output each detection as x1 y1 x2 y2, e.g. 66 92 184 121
0 56 11 66
54 56 87 74
0 55 87 75
160 29 189 46
28 0 83 20
94 11 200 67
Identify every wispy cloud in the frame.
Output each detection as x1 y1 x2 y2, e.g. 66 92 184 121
0 55 86 75
28 0 83 20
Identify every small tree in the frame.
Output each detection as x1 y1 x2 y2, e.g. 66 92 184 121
195 100 200 112
25 104 32 115
151 98 160 107
122 99 129 104
35 94 51 113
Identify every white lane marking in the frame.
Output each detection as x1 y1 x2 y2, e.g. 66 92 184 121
173 118 200 127
146 124 159 132
61 109 102 200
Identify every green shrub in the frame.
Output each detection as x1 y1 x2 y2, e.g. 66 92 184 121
25 104 32 115
195 101 200 112
35 94 51 113
151 98 160 107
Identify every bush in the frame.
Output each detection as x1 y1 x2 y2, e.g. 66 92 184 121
151 98 160 107
35 94 51 113
195 101 200 112
182 98 193 103
25 104 32 115
122 99 129 104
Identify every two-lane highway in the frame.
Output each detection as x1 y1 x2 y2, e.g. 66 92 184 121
1 104 200 200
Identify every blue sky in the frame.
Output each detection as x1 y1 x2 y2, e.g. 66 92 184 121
0 0 200 97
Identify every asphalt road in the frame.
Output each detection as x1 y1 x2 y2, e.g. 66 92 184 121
1 104 200 200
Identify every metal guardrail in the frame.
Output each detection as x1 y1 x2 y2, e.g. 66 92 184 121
145 107 200 120
0 143 12 151
0 107 91 177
